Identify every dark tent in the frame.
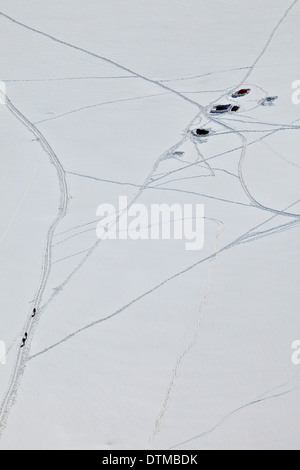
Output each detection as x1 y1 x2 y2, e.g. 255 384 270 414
195 129 210 136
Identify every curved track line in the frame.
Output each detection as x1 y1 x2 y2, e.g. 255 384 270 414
206 109 300 218
203 0 300 218
242 0 299 84
0 107 201 438
0 91 70 436
0 0 298 444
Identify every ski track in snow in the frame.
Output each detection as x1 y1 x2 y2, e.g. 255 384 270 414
149 223 223 445
0 91 70 436
145 0 300 444
202 120 300 165
0 0 299 445
28 201 300 362
0 40 206 435
169 382 300 450
33 92 170 125
66 170 254 208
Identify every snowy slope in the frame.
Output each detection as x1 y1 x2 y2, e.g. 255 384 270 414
0 0 299 450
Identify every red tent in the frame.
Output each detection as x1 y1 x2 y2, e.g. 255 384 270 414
237 89 250 95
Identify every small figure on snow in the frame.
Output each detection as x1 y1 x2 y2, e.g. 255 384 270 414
21 333 28 348
32 308 36 318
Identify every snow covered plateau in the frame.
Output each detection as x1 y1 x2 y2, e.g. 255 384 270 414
0 0 299 450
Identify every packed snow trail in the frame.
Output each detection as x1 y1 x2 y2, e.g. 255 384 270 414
2 2 299 219
170 382 300 450
0 11 203 111
28 197 300 363
204 110 300 218
0 90 70 436
0 90 201 439
12 0 300 370
150 222 223 444
203 0 300 219
0 0 298 444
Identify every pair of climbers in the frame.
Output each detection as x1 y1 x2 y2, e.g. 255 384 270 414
20 309 37 348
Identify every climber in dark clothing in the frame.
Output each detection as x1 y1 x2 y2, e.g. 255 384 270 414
21 333 28 348
32 308 37 318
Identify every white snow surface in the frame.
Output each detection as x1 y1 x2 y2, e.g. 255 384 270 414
0 0 299 450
